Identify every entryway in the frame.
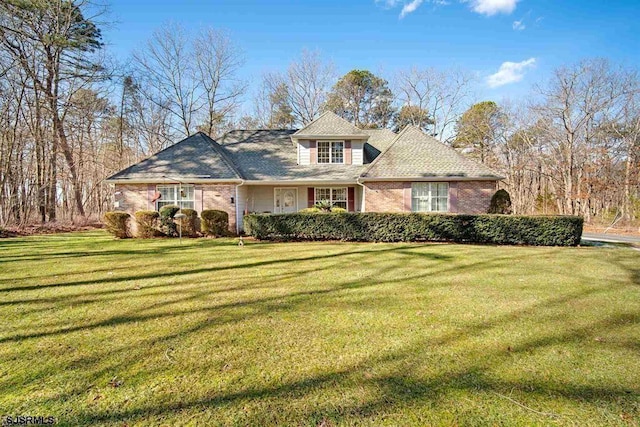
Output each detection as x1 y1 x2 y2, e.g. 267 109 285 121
274 188 298 214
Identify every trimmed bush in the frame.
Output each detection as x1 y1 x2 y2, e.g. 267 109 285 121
489 189 513 214
244 213 584 246
135 210 160 238
299 207 321 213
159 204 180 237
300 206 347 214
178 208 199 237
201 209 229 237
103 212 131 238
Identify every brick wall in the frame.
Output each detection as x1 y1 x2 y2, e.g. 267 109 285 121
201 184 237 232
114 184 151 213
114 183 238 233
364 181 407 212
454 181 497 214
364 180 497 214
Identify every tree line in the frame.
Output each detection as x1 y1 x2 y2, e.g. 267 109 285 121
0 0 638 226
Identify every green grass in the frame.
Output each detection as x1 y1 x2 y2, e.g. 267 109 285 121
1 232 639 426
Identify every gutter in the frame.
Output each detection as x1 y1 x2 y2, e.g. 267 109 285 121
357 176 504 182
106 178 243 185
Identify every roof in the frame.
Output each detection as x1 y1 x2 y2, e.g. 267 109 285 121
219 129 364 181
362 128 397 163
292 111 367 139
106 132 241 182
107 123 502 184
362 126 503 180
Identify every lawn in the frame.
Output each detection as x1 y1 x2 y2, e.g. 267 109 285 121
0 232 639 426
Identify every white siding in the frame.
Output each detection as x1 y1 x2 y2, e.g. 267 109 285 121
298 140 311 165
244 186 311 214
236 184 248 231
356 184 364 212
352 141 364 165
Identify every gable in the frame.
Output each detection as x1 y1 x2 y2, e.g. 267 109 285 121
362 126 503 180
292 111 367 139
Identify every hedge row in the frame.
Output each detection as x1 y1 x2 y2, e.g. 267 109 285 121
243 213 584 246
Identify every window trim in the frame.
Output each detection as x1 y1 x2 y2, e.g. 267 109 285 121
317 140 345 164
156 184 195 211
314 187 348 209
411 182 449 213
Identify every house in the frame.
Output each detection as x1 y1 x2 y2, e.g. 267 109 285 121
106 111 503 233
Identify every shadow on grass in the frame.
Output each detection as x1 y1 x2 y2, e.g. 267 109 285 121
66 307 640 426
2 237 639 425
0 244 449 293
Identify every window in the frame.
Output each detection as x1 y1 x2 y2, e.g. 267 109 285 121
156 184 195 210
317 141 344 164
315 187 347 209
412 183 449 212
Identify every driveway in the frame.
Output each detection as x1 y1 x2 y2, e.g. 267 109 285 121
581 232 640 245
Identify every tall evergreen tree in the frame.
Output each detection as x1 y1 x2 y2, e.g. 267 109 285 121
325 70 395 129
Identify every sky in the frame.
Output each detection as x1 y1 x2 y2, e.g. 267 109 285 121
102 0 639 111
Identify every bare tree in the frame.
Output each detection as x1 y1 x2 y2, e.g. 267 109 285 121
395 67 476 142
253 73 295 129
286 50 335 125
0 0 105 220
533 59 638 217
133 23 197 138
193 28 246 136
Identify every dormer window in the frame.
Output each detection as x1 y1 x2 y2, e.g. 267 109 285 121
318 141 344 164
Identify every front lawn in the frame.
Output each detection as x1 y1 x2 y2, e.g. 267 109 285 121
0 232 638 426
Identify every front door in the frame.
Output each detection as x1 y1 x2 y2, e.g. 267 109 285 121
274 188 298 214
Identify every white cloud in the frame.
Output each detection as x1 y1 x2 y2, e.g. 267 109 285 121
469 0 518 16
375 0 403 8
487 58 536 88
512 19 525 30
376 0 448 18
400 0 424 18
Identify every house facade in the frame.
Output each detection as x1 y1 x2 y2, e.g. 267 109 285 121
106 112 503 233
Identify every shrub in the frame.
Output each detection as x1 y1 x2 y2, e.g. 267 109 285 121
135 210 160 238
299 206 347 214
314 199 333 212
489 189 513 214
244 213 584 246
159 204 180 237
299 207 321 213
178 208 199 237
201 209 229 237
103 212 131 238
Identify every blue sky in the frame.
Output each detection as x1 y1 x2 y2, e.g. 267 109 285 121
103 0 639 107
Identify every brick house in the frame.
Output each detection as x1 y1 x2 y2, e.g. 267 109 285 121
106 111 503 233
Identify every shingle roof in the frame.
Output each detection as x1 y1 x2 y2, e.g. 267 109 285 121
362 129 397 163
219 129 364 181
293 111 367 138
108 124 502 184
362 126 503 179
106 132 241 182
